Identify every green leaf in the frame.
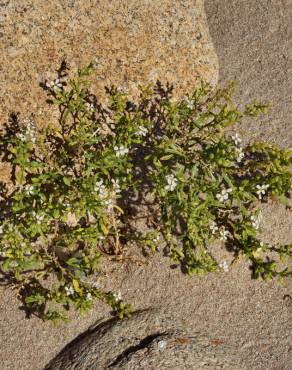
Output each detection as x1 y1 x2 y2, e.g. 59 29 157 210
53 209 60 219
100 220 108 235
160 155 173 161
25 294 46 305
63 177 71 186
72 279 82 294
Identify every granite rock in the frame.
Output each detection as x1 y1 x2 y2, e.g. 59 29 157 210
0 0 218 125
44 309 245 370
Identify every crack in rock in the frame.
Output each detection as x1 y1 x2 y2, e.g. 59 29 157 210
107 333 168 368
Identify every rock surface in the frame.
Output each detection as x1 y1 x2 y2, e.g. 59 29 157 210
0 0 218 124
44 309 245 370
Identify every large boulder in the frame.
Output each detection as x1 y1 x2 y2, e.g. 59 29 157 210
44 309 245 370
0 0 218 123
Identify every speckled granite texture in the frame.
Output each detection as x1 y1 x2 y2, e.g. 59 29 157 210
0 0 218 124
44 310 246 370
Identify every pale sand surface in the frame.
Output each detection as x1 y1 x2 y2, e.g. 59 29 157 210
1 1 292 370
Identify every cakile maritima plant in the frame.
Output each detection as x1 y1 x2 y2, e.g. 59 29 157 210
0 62 291 321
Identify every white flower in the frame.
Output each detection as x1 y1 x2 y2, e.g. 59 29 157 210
219 227 230 241
216 188 232 202
0 225 3 234
103 198 114 212
219 260 229 272
16 132 26 141
36 214 44 224
0 250 6 257
232 133 242 146
210 221 219 235
10 260 18 267
235 147 245 163
256 241 265 253
85 102 95 112
54 78 62 88
113 291 122 301
136 125 148 137
47 78 62 90
256 184 269 199
26 119 36 133
26 185 34 195
250 212 262 230
32 211 44 224
184 96 194 109
165 174 178 191
65 286 75 296
94 179 104 191
114 145 129 157
153 234 160 243
86 292 92 301
111 179 121 194
16 120 37 144
21 119 37 144
95 179 108 198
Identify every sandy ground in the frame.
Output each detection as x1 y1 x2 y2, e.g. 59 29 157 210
205 0 292 147
0 1 292 370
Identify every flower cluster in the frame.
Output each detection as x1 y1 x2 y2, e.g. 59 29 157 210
32 211 44 225
136 125 148 137
231 133 244 163
165 174 178 191
184 96 194 109
235 147 245 163
85 102 95 112
114 145 129 157
86 292 92 301
250 212 262 230
95 179 107 198
94 179 119 212
65 286 75 296
216 188 232 202
111 179 121 194
219 260 229 272
25 185 34 195
46 78 63 90
232 133 242 146
153 234 160 243
219 226 230 242
210 221 219 235
256 184 269 199
16 118 37 144
113 291 122 301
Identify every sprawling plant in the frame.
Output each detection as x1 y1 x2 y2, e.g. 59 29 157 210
0 62 291 321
